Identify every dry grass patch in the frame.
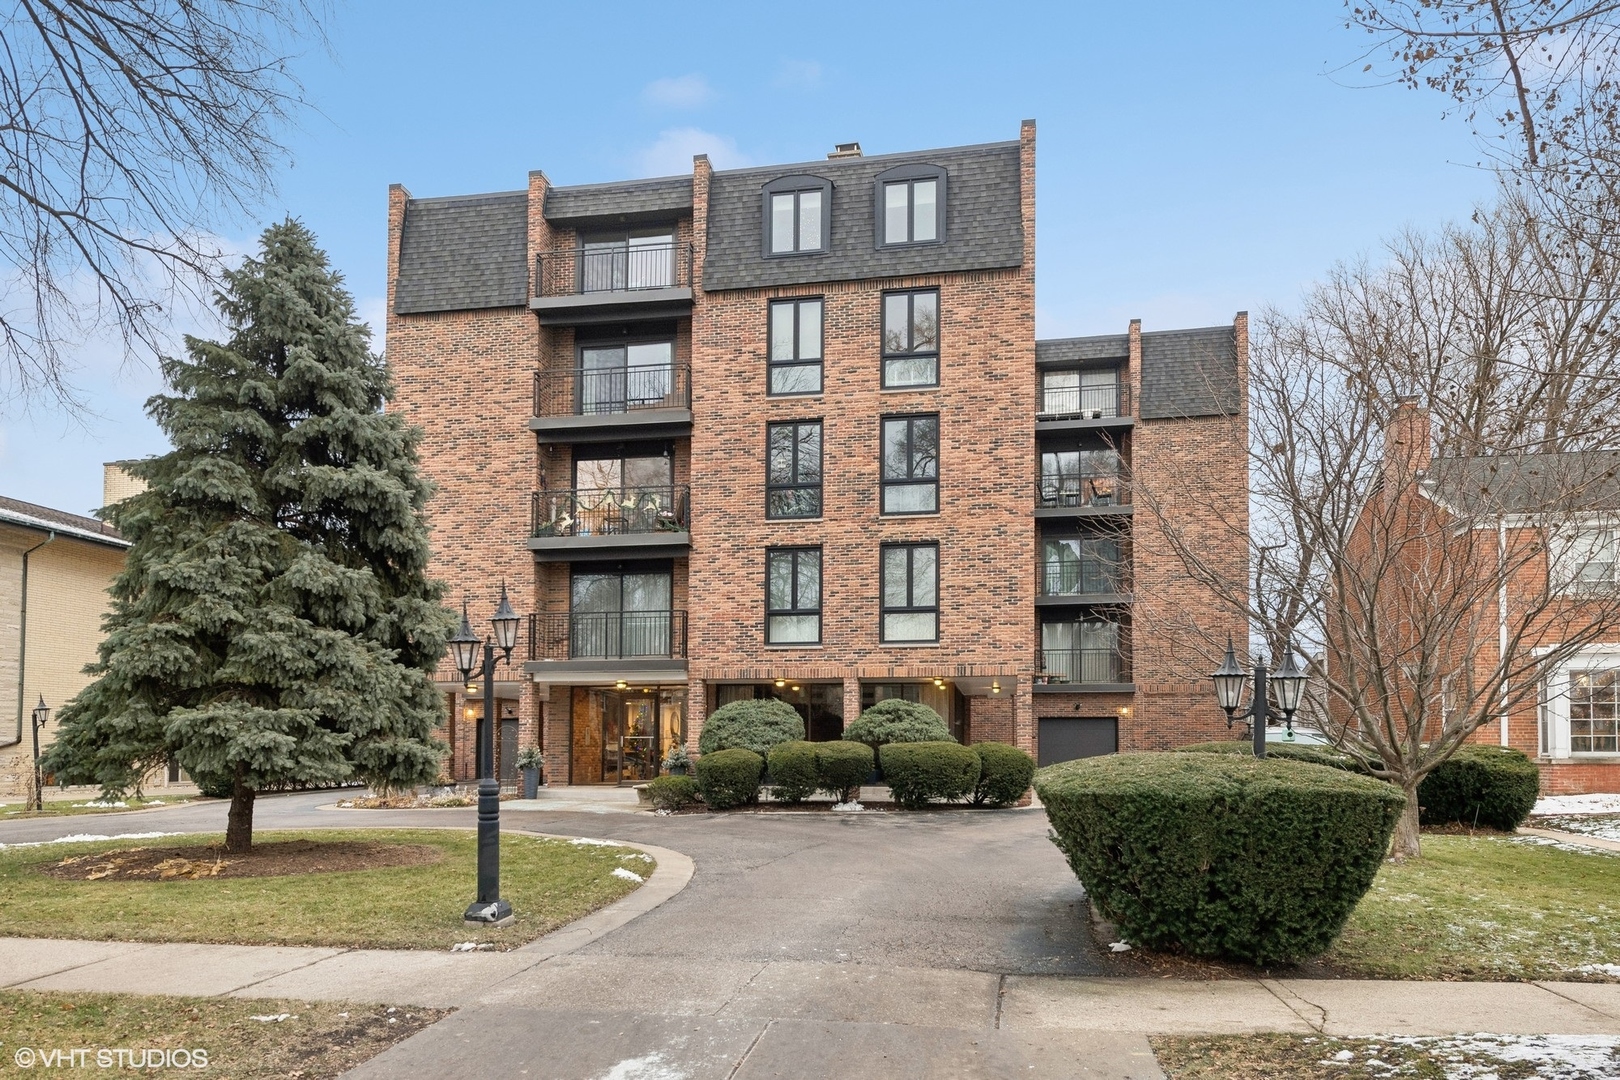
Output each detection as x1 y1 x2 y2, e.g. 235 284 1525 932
1153 1033 1620 1079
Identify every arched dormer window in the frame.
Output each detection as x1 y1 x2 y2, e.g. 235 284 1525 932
875 163 947 248
762 174 831 257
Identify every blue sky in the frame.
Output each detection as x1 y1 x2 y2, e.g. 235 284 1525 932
1 0 1496 515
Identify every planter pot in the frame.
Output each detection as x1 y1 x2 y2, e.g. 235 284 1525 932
520 767 539 800
667 764 689 776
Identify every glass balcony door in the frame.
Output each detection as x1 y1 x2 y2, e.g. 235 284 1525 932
579 342 675 415
1041 620 1121 684
570 571 673 659
1042 537 1121 596
579 231 675 293
1041 368 1119 417
1040 449 1121 507
572 451 673 535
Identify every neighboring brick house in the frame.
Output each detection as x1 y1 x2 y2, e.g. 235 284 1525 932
1342 403 1620 795
385 121 1250 785
0 476 137 801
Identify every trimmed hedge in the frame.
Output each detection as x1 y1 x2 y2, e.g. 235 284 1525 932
645 774 700 811
1036 752 1405 965
880 741 980 809
693 748 764 810
1175 740 1363 772
767 741 819 804
815 740 874 802
697 699 805 758
971 741 1036 807
842 699 953 752
1418 745 1540 831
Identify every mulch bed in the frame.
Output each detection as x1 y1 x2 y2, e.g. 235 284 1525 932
40 840 444 882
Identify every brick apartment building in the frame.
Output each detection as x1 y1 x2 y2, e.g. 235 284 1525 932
385 121 1250 786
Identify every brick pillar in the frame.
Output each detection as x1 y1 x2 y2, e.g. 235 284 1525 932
843 678 863 730
686 676 706 753
1014 674 1035 757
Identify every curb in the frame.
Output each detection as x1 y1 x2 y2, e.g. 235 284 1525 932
512 836 692 957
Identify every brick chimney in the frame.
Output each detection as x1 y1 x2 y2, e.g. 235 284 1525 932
1383 398 1432 479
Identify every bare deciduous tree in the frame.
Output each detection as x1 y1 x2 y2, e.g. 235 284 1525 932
0 0 323 410
1139 196 1620 857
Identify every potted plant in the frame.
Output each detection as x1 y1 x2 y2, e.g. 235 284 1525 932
516 746 545 798
662 744 691 776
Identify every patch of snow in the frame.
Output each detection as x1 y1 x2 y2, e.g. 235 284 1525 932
1575 963 1620 978
1533 793 1620 816
248 1014 295 1023
449 942 495 952
653 808 673 816
1390 1033 1620 1078
0 831 179 850
620 852 653 863
1108 941 1132 953
1333 1050 1355 1061
144 800 163 806
71 800 127 808
612 867 644 883
569 837 622 847
592 1052 685 1080
832 801 864 813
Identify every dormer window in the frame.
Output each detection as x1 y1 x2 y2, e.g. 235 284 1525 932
875 164 946 247
763 175 831 256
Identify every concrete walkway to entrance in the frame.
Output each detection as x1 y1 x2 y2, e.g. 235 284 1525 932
2 793 1618 1079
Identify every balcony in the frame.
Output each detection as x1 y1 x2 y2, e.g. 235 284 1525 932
1035 647 1134 692
1036 472 1131 517
530 364 692 441
529 486 691 561
1037 560 1132 606
1037 377 1132 432
529 242 695 325
524 611 688 683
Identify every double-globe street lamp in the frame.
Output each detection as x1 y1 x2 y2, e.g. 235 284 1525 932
1210 638 1308 758
448 584 523 927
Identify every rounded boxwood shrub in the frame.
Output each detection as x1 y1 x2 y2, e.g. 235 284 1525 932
1035 752 1405 965
1175 740 1363 772
697 699 805 758
767 741 819 804
880 741 981 809
693 748 764 810
971 741 1036 807
1418 744 1540 831
842 699 953 752
645 774 700 811
815 740 874 802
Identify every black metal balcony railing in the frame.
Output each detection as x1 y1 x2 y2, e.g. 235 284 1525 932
528 611 689 661
533 365 692 419
1039 381 1130 420
1037 471 1130 509
531 486 690 538
533 242 694 298
1038 647 1131 685
1040 561 1126 597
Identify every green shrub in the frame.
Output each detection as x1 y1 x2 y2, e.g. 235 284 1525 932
645 774 700 811
693 748 764 810
1175 740 1363 772
842 699 953 752
697 699 805 758
971 741 1036 807
880 741 981 809
815 740 874 802
767 741 819 804
1035 752 1405 965
1418 745 1540 831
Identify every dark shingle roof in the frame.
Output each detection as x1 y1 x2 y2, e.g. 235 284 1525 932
1139 325 1240 419
0 495 127 547
394 191 529 314
1425 451 1620 515
1036 335 1130 364
702 141 1023 291
544 176 693 224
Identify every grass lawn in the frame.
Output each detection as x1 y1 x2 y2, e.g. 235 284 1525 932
0 990 444 1079
0 829 650 950
0 795 197 819
1153 1033 1620 1080
1325 835 1620 981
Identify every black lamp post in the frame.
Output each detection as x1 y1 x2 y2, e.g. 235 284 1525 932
1211 638 1308 759
448 583 523 927
29 696 49 812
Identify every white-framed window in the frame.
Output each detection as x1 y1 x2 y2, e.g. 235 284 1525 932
1541 645 1620 757
1551 523 1618 594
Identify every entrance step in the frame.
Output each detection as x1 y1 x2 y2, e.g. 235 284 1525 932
505 786 644 814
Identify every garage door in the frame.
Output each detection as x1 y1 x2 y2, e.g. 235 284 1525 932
1037 717 1118 767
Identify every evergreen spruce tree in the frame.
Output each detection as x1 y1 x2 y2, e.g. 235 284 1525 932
43 220 453 852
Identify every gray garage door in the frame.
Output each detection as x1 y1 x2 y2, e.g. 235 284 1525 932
1037 717 1118 767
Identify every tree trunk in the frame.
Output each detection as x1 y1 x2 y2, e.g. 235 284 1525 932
225 776 255 854
1392 781 1422 859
